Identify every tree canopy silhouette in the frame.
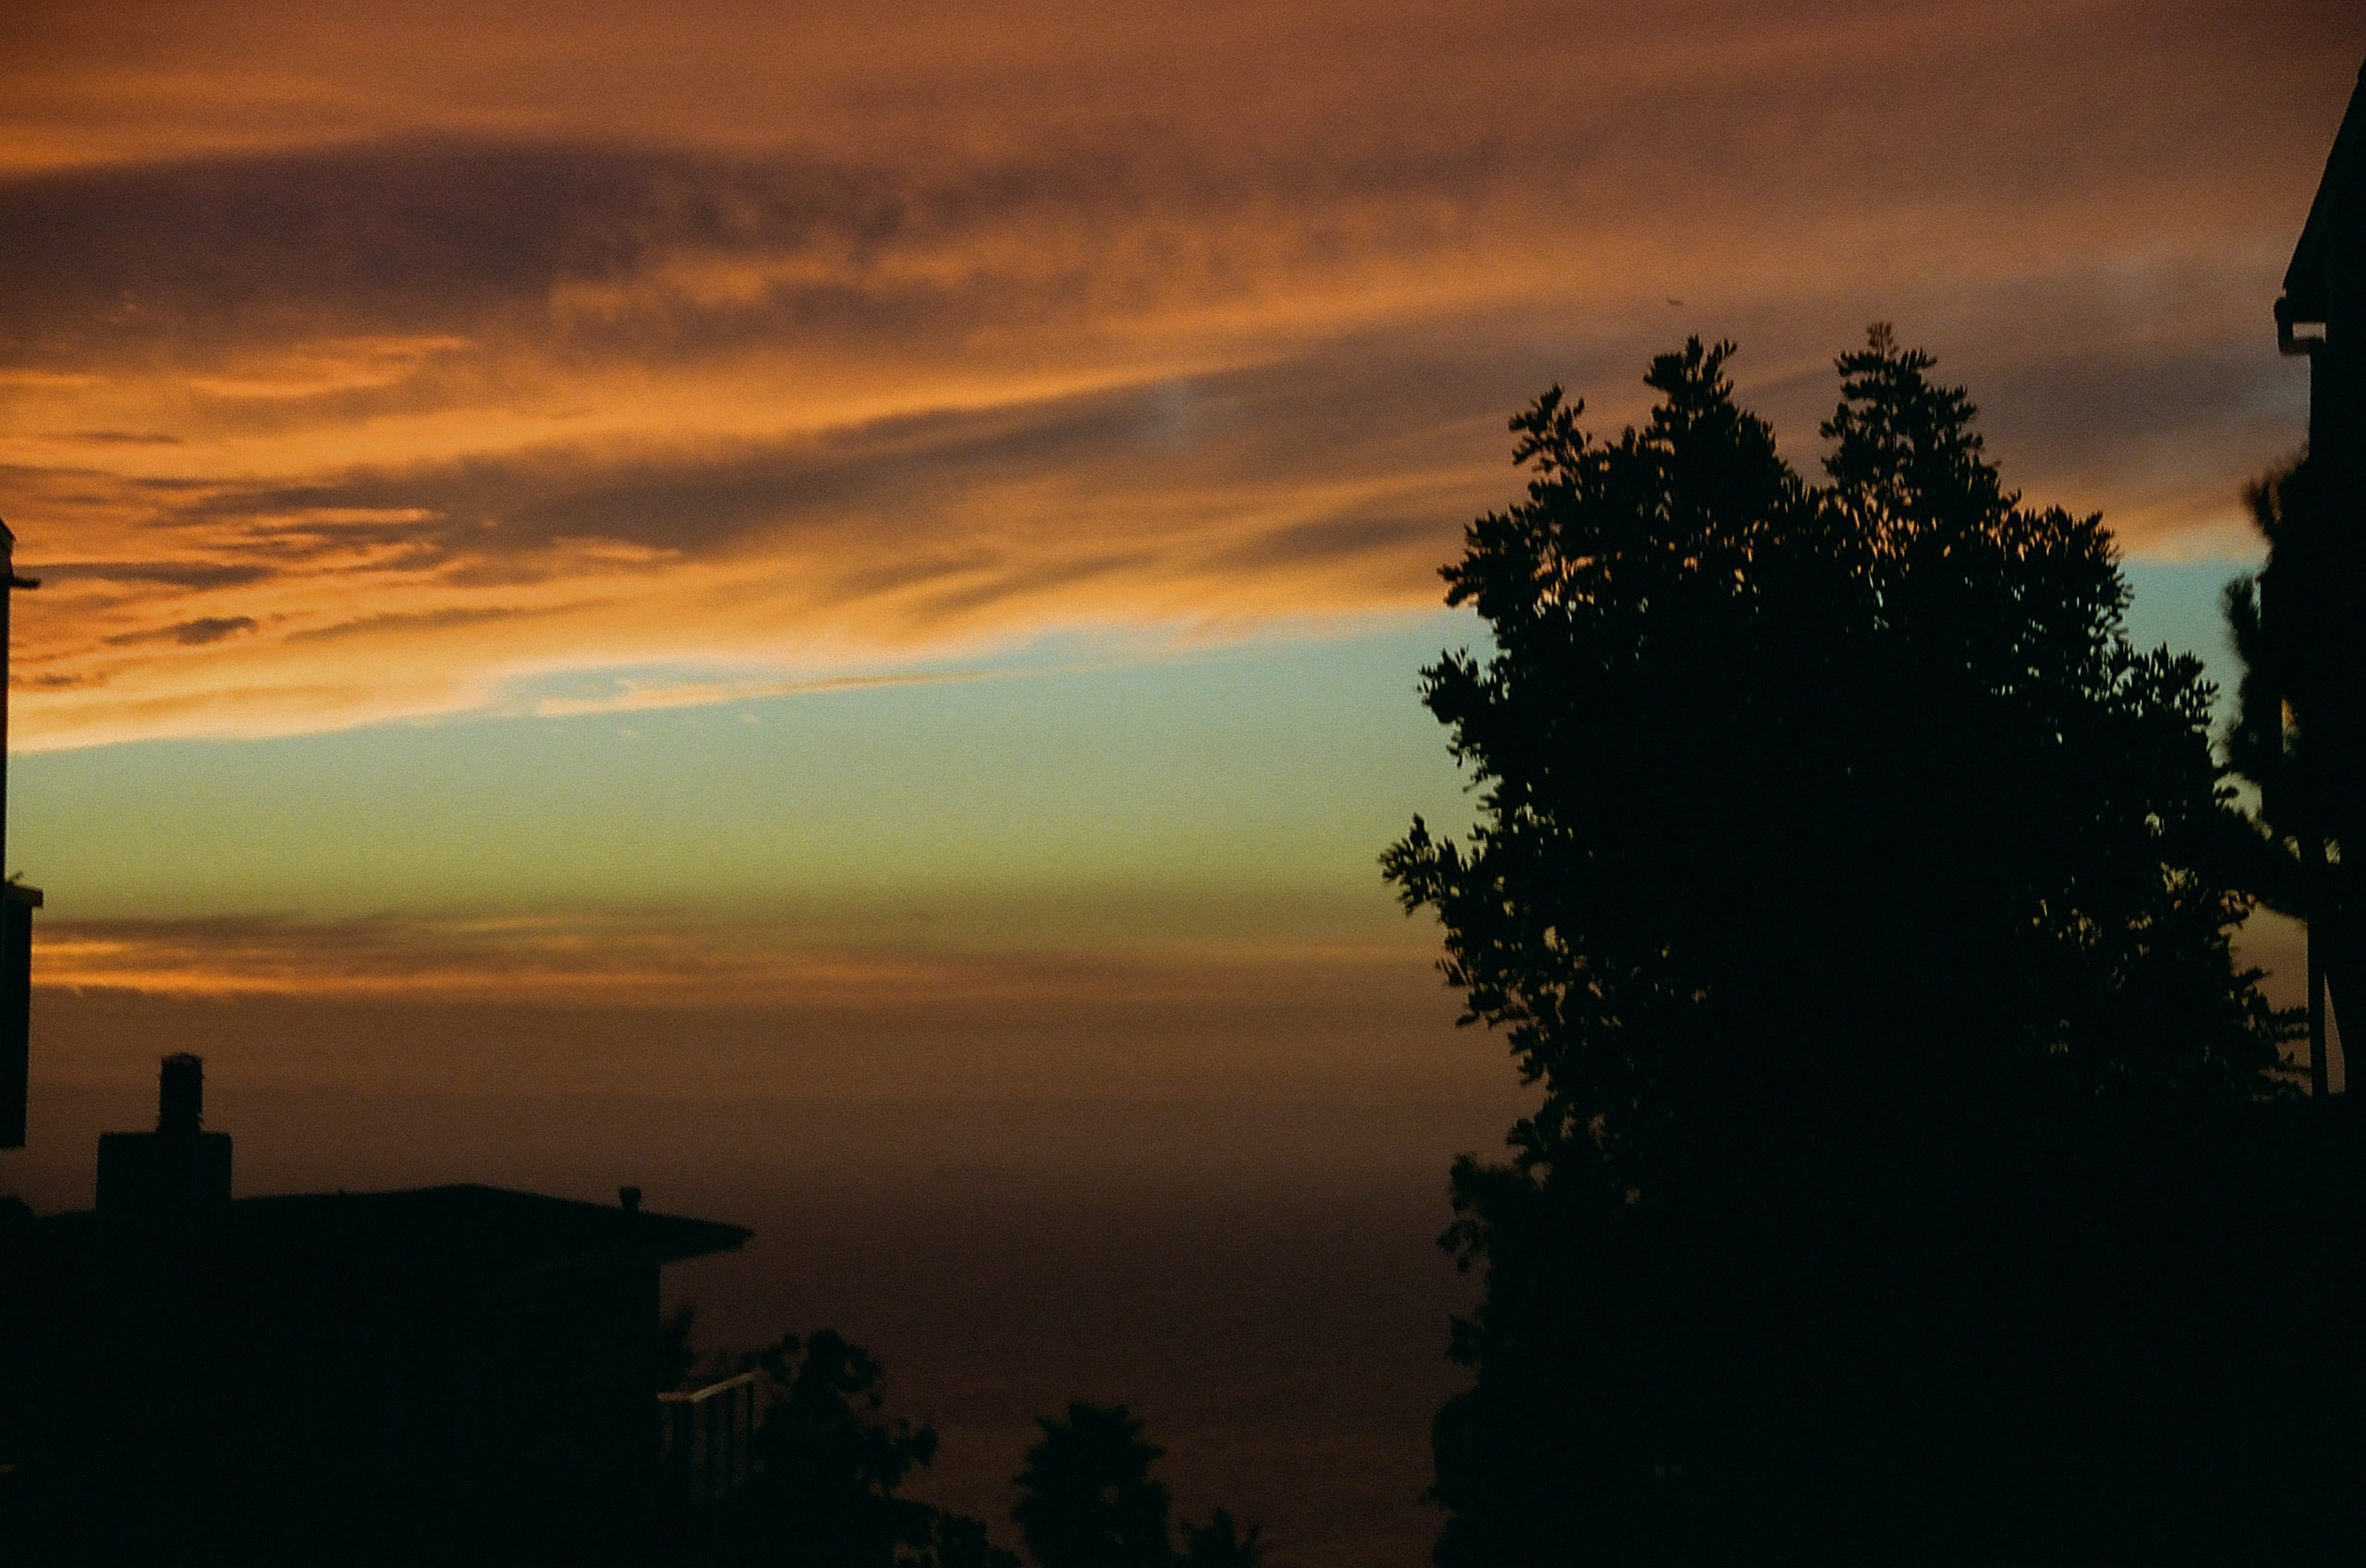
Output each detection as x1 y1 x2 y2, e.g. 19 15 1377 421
1387 332 2312 1563
1009 1403 1262 1568
1388 330 2280 1179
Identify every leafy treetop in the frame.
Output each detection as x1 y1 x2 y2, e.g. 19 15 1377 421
1386 329 2284 1197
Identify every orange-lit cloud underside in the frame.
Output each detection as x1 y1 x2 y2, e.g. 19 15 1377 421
30 907 1430 1012
0 0 2355 749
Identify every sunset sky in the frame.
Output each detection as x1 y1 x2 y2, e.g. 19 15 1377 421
1 0 2355 1027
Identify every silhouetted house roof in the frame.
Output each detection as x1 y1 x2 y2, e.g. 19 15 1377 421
7 1181 749 1563
2280 62 2366 346
37 1181 750 1276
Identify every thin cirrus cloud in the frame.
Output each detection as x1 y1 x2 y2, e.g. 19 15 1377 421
0 0 2353 751
29 909 1044 1006
25 906 1442 1017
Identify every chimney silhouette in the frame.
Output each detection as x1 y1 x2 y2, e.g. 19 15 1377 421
158 1052 203 1136
96 1053 232 1218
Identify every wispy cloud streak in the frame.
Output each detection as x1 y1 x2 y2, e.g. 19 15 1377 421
30 909 1433 1008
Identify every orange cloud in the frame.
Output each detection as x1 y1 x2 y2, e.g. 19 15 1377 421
29 907 1439 1012
0 0 2352 747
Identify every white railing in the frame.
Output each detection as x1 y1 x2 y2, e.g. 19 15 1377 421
657 1371 755 1511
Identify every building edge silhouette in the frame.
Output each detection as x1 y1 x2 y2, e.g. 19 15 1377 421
2268 58 2362 1095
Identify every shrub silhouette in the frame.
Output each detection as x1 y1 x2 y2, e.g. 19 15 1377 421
1009 1404 1261 1568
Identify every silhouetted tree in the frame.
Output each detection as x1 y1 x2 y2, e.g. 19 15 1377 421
1011 1404 1173 1568
1388 332 2302 1563
1176 1508 1262 1567
694 1330 1013 1568
1006 1404 1261 1568
930 1514 1023 1568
